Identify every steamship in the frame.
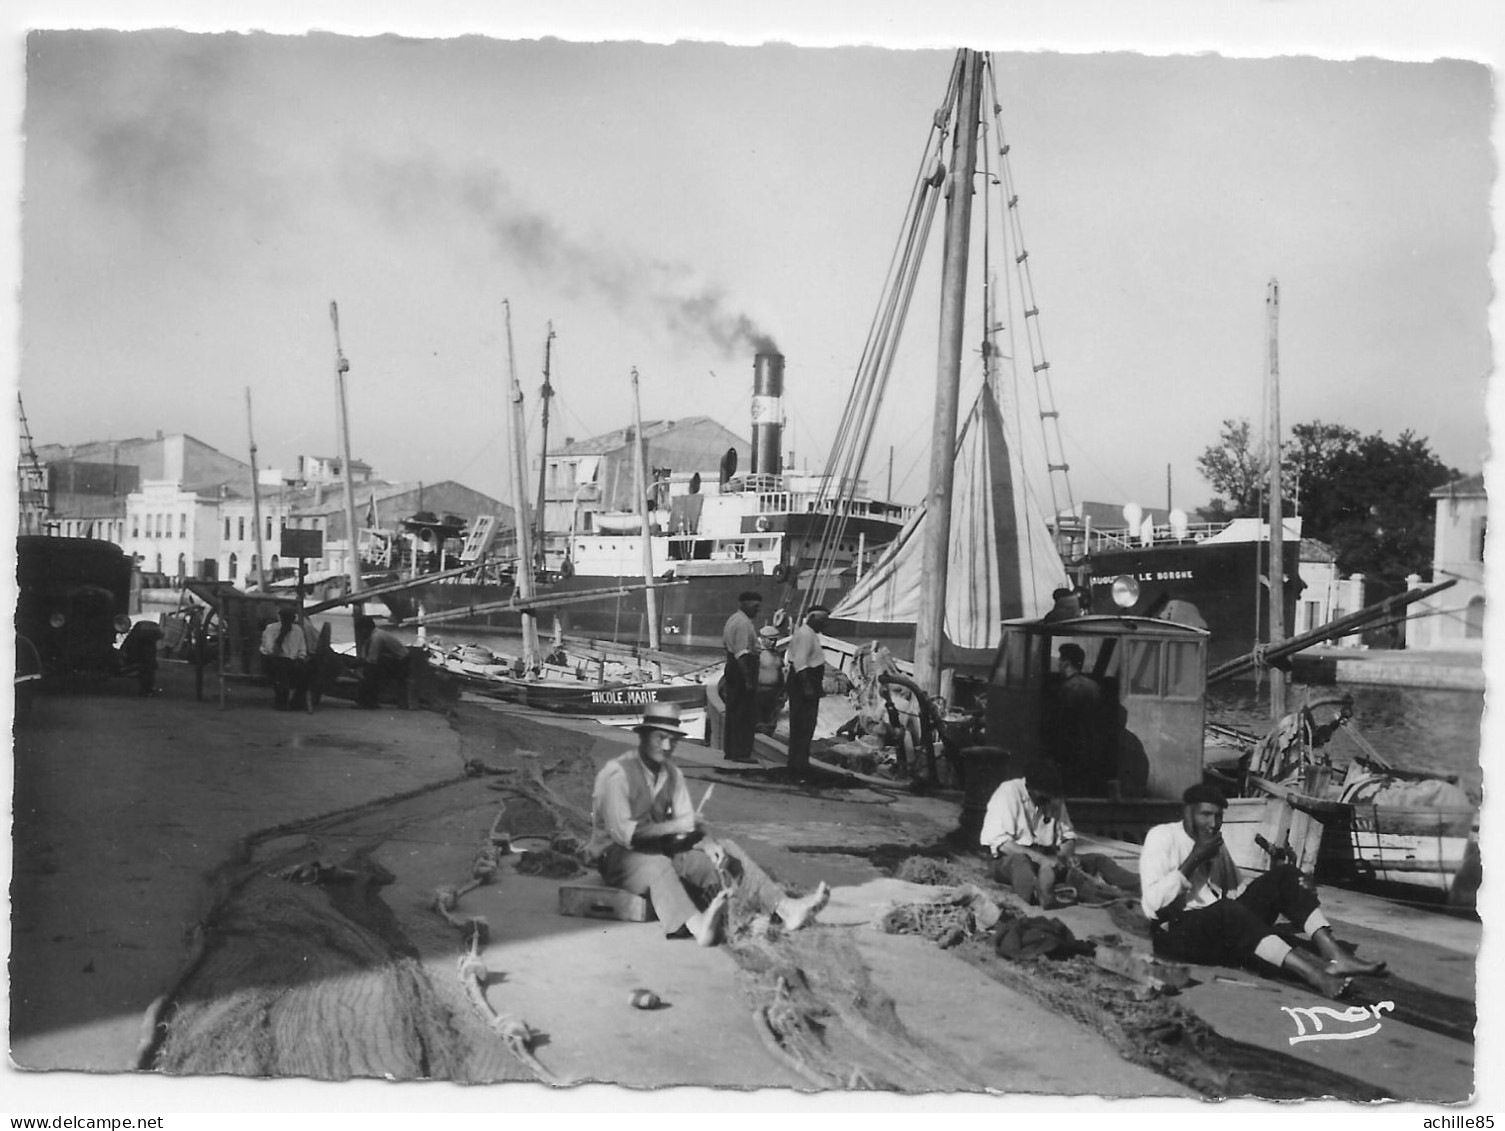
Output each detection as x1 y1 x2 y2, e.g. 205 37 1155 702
406 351 914 651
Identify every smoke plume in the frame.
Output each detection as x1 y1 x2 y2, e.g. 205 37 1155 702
359 155 779 358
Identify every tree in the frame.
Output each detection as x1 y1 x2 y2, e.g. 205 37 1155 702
1195 418 1267 520
1197 416 1458 588
1295 429 1458 588
1286 420 1361 513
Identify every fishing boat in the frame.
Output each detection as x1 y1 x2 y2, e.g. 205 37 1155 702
400 311 717 729
797 50 1479 906
421 636 710 720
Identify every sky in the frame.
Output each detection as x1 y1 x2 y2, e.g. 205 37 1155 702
3 2 1505 1122
10 13 1494 524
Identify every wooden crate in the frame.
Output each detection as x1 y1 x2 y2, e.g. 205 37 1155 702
1222 797 1323 876
557 884 652 923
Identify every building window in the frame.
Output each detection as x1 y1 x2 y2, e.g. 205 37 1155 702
228 552 238 581
177 553 186 578
155 553 162 573
266 516 273 541
225 516 231 540
238 517 245 541
180 513 187 538
133 516 140 539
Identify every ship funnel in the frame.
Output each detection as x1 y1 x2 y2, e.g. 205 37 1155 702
751 351 784 476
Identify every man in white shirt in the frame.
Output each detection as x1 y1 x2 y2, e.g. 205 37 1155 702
784 604 830 780
586 702 830 945
259 606 309 712
1141 784 1385 998
720 591 762 762
980 760 1137 908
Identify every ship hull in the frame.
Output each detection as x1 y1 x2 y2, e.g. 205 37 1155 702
410 568 847 651
1085 541 1303 670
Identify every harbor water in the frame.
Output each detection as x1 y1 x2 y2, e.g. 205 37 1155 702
1207 680 1485 804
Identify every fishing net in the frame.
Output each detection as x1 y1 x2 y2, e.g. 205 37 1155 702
514 848 586 879
147 849 487 1081
893 855 970 886
953 940 1390 1101
731 928 981 1092
877 900 981 945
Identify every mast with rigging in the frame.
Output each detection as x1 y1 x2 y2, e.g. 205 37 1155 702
914 48 984 699
330 301 364 603
631 367 661 651
533 323 555 576
245 387 269 593
503 301 540 669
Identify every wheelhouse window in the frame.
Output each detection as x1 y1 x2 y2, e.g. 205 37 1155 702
1165 641 1201 699
1124 639 1161 696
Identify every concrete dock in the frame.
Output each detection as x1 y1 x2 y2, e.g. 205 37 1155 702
5 660 1490 1114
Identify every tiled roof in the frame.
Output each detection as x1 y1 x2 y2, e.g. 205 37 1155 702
1430 473 1485 499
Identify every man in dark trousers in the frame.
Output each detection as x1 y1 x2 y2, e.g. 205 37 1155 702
1141 784 1385 998
355 614 411 709
720 590 762 762
784 604 830 780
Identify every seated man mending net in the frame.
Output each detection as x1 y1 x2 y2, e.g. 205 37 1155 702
585 702 830 946
979 760 1139 908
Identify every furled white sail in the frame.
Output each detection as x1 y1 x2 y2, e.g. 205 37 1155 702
831 381 1065 665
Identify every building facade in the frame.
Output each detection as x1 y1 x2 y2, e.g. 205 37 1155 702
22 431 505 588
1406 473 1487 651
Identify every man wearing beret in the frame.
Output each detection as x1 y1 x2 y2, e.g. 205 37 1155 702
1141 783 1385 997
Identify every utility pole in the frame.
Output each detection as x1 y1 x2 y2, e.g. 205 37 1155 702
1266 278 1287 722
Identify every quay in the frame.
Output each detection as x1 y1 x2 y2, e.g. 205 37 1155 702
7 661 1485 1110
1293 646 1484 692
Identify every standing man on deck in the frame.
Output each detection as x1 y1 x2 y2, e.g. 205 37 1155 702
784 604 830 781
1052 642 1107 792
720 590 762 763
1141 784 1385 998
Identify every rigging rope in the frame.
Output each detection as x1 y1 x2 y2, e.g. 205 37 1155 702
799 52 963 617
984 57 1077 557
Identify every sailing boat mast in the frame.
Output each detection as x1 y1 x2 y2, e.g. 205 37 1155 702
533 323 555 575
1266 278 1287 721
914 48 984 698
245 387 269 593
330 301 363 602
503 300 540 668
631 367 660 650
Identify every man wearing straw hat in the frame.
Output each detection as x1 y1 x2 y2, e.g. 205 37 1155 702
586 701 830 946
